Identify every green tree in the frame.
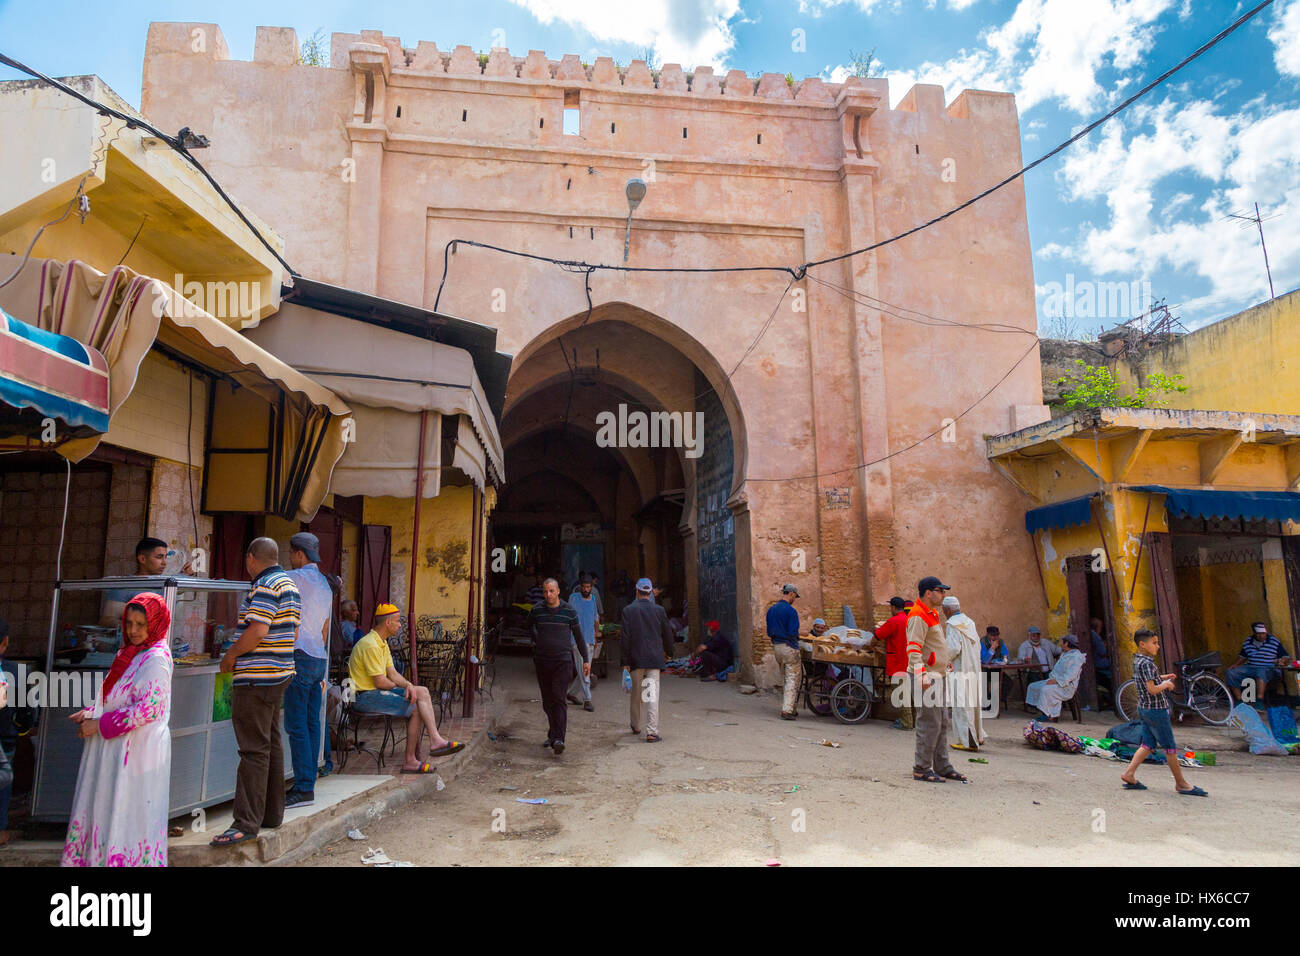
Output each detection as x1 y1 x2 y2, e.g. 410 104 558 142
298 29 328 67
1055 360 1188 410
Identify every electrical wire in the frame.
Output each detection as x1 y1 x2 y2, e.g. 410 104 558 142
0 177 89 290
428 1 1274 291
742 336 1042 485
0 52 299 277
55 458 71 582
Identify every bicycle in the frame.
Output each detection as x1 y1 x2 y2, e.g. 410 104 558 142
1114 650 1233 726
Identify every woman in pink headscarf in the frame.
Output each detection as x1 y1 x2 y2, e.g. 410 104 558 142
62 592 173 866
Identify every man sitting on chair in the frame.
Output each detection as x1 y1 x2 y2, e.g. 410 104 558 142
347 604 463 771
1025 633 1086 721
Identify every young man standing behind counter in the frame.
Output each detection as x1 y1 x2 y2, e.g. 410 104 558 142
211 537 300 847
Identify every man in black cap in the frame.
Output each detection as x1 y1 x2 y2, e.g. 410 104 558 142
907 576 966 783
766 584 802 719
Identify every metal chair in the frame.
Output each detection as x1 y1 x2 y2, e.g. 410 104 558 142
337 699 398 771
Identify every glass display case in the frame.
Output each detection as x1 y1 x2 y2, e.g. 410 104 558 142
31 575 292 822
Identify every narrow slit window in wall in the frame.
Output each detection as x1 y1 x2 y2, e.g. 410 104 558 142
563 89 580 136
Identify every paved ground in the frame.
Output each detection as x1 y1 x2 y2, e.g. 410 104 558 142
304 654 1300 866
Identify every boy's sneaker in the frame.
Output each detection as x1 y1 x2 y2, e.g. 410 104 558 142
552 740 565 755
285 789 315 809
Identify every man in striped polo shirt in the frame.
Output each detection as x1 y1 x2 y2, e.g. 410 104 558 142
1226 622 1291 705
212 537 301 847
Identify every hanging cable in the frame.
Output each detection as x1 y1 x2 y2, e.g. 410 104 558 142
0 52 300 277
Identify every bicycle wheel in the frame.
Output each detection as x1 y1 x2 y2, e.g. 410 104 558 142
830 678 872 724
1188 673 1234 726
1114 679 1139 722
806 673 835 716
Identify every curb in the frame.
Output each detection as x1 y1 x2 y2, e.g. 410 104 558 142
3 704 500 868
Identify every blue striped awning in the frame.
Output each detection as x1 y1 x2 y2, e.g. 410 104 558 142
1025 493 1097 534
0 308 109 434
1133 485 1300 524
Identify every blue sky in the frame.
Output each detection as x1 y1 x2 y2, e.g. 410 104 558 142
2 0 1297 334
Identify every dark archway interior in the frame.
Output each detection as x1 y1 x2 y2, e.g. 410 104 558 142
487 316 739 654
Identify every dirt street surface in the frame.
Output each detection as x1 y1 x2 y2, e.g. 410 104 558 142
305 656 1300 866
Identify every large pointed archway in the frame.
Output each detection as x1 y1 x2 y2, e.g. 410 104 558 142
489 303 753 675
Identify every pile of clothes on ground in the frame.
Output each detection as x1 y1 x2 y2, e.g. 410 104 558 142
1021 720 1208 767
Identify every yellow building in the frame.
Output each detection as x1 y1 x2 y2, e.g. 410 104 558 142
1104 288 1300 416
988 406 1300 712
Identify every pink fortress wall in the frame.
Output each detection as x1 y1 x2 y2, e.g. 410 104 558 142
140 24 1048 678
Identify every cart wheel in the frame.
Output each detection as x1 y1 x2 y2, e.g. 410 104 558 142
806 674 835 716
831 678 872 724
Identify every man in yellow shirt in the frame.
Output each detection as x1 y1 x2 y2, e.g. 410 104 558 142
347 604 463 771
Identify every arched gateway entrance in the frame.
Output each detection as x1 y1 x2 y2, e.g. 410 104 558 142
488 303 753 675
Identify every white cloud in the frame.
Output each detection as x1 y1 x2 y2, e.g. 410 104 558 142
1046 98 1300 325
506 0 742 68
1269 0 1300 79
836 0 1177 113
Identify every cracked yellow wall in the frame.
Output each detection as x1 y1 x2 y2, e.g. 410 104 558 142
1033 489 1167 684
363 487 475 632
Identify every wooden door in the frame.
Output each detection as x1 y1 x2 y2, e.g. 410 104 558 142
305 509 343 578
1145 531 1186 670
1065 557 1098 710
359 524 391 630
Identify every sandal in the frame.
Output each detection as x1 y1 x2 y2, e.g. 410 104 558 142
210 827 255 847
1121 780 1148 790
427 741 465 758
1177 785 1208 797
940 770 969 783
401 760 437 774
645 733 662 743
779 711 797 721
912 770 945 783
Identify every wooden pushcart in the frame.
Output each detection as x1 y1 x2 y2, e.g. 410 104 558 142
799 630 883 724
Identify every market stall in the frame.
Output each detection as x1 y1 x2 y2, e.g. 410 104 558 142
30 575 292 822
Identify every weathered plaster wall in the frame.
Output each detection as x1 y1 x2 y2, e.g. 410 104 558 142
363 485 475 633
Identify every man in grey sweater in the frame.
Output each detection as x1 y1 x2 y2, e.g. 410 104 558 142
620 577 676 743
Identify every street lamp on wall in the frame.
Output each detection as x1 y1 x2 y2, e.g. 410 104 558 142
623 178 646 263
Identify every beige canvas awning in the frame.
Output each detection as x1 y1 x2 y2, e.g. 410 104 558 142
0 258 350 520
245 302 503 492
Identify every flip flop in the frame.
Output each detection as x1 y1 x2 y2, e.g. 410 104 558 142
779 712 797 721
645 733 662 743
401 760 437 774
1121 780 1148 790
428 741 465 758
912 770 945 783
1177 785 1208 797
210 827 255 847
939 770 969 783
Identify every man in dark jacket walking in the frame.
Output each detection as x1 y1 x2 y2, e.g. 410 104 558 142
528 578 589 755
620 577 676 742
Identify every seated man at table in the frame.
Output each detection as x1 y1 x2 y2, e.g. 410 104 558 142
1018 626 1060 677
348 603 463 771
697 620 735 682
1226 622 1290 705
1025 633 1086 721
980 626 1010 664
